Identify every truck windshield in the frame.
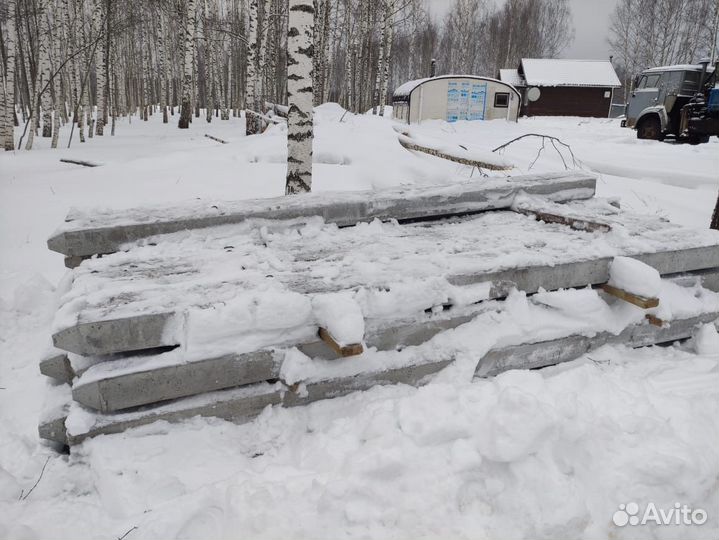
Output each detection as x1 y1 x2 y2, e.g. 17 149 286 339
639 74 660 88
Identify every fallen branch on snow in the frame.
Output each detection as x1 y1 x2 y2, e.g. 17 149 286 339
60 158 101 167
204 134 229 144
117 526 138 540
19 456 51 501
491 133 581 171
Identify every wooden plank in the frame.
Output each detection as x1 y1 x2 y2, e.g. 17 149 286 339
601 283 659 309
318 328 363 357
47 172 596 258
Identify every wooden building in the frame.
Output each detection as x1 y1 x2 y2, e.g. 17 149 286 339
392 75 521 124
499 59 621 117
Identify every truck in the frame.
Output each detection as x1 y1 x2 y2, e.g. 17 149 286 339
622 60 719 144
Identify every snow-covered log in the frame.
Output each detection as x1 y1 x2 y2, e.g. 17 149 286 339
285 0 314 195
396 128 514 171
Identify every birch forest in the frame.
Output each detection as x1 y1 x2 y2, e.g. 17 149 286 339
0 0 575 152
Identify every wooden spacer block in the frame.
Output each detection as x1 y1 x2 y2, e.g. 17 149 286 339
645 314 666 327
601 283 660 309
318 328 364 357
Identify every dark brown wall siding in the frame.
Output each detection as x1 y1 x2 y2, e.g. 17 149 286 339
521 86 613 117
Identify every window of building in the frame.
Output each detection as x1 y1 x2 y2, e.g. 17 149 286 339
494 92 509 108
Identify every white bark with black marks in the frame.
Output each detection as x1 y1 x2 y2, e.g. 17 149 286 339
245 0 260 135
179 0 196 129
286 0 314 195
94 0 106 135
3 0 17 150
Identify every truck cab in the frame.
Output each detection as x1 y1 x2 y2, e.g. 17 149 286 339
624 64 714 140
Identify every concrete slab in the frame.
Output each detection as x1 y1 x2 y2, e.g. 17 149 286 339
51 250 719 358
65 382 283 445
73 351 280 413
39 351 73 383
49 312 719 445
52 312 176 356
476 312 718 377
47 172 596 258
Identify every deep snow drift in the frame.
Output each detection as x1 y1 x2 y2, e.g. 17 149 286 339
0 106 718 539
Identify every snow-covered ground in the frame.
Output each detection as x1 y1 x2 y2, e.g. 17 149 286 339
0 107 718 539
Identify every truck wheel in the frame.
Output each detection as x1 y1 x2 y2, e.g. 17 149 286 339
637 116 663 140
688 135 710 145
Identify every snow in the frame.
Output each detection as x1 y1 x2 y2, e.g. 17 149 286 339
693 324 719 355
1 105 719 538
608 256 662 298
644 64 714 74
312 292 365 345
499 68 524 87
520 58 621 88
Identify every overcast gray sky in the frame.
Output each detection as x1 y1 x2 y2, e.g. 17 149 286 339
426 0 619 61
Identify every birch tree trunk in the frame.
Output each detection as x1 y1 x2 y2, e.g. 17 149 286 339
286 0 314 195
179 0 196 129
94 0 106 135
158 8 168 123
379 0 394 116
39 3 54 138
373 1 387 115
3 0 17 150
245 0 259 135
204 0 213 123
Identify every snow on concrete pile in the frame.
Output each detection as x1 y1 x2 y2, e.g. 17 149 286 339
312 292 365 345
608 256 662 298
693 323 719 355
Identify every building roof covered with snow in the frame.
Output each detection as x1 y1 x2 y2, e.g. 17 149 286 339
499 69 525 88
498 59 622 118
392 75 521 124
517 59 621 88
393 74 516 100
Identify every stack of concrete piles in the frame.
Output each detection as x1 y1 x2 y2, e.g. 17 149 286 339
38 172 719 446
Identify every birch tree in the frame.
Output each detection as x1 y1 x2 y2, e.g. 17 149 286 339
245 0 260 134
3 0 17 150
179 0 196 129
286 0 314 195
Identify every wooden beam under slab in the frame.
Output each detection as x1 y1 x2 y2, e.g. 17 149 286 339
318 328 364 357
601 283 659 309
